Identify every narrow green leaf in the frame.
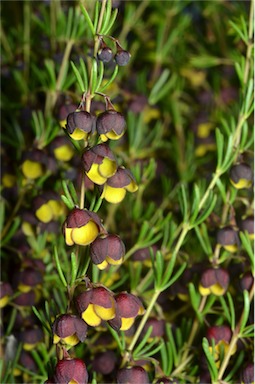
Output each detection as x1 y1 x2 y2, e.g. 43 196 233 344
103 8 118 35
79 57 89 92
32 307 52 334
90 58 98 94
95 60 104 92
1 217 20 246
239 290 251 334
80 3 95 36
202 338 218 381
100 0 112 35
31 350 48 375
227 292 236 332
65 7 74 39
71 252 78 285
61 195 74 210
99 64 118 92
133 326 153 356
161 262 186 291
53 246 67 288
62 180 75 207
215 128 224 170
71 61 86 92
194 194 217 226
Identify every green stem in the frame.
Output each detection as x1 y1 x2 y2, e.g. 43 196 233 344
216 284 254 381
127 290 160 354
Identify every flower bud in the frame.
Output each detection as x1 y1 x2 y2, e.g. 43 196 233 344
206 325 235 368
216 226 240 252
97 40 113 63
199 268 229 296
101 167 138 204
141 317 165 340
92 350 117 375
13 290 37 307
52 358 88 384
58 103 76 128
66 110 95 141
52 314 88 346
75 286 116 326
16 326 44 351
109 292 144 331
63 207 103 246
239 271 254 292
240 363 254 384
117 366 149 384
90 234 125 270
82 143 117 185
239 216 254 240
49 135 75 162
229 163 253 189
15 267 43 293
96 110 126 142
0 282 13 308
115 42 131 66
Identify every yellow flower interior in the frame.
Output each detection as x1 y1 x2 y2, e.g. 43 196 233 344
22 160 43 179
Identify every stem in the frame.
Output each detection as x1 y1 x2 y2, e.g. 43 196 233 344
127 290 160 354
217 284 254 381
0 188 28 241
243 0 254 86
173 296 207 376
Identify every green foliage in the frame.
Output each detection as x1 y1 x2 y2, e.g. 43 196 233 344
1 0 254 383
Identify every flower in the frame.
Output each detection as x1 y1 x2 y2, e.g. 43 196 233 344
0 282 13 308
66 110 95 140
216 226 240 252
90 234 125 270
49 135 75 162
58 102 76 128
199 268 229 296
109 292 144 331
116 366 150 384
101 167 138 204
16 326 44 351
114 41 131 66
33 192 65 223
21 149 48 180
63 208 103 246
229 163 253 189
239 216 254 240
52 314 88 346
50 358 88 384
240 363 254 384
206 325 236 368
92 350 117 375
75 286 116 327
96 110 126 142
82 143 117 185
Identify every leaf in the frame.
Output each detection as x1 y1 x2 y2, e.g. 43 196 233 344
80 3 95 36
99 64 118 92
239 290 251 334
202 338 218 382
103 8 118 35
53 246 67 288
70 61 86 92
133 325 153 356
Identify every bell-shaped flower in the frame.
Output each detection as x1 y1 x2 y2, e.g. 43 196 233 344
49 135 74 162
96 110 126 142
101 167 138 204
206 325 236 368
16 326 44 351
109 292 144 331
51 358 88 384
33 192 65 223
216 226 240 253
63 208 103 246
52 314 87 346
229 163 253 189
66 110 95 141
75 286 116 327
90 234 125 270
58 102 76 128
82 143 117 185
0 282 13 308
199 268 229 296
21 149 48 180
117 366 149 384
